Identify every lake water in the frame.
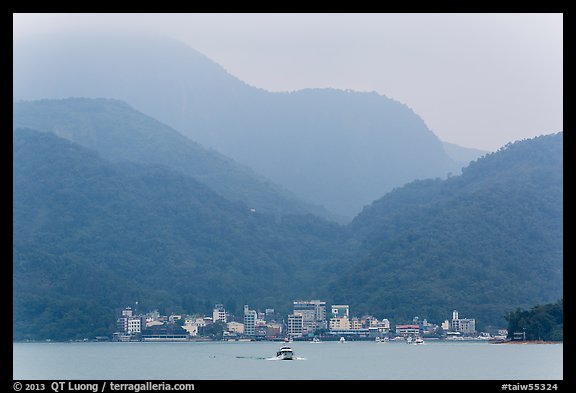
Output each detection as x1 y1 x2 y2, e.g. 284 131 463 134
13 340 563 380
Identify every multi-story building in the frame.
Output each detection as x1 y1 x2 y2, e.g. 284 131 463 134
350 317 362 330
213 304 227 323
331 305 349 319
126 316 143 334
329 315 350 331
243 305 257 337
378 319 391 331
395 324 420 337
450 310 476 335
293 300 327 335
287 313 304 338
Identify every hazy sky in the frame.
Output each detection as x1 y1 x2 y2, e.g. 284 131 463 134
13 13 563 151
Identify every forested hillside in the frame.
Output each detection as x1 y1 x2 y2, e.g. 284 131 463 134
331 133 563 326
13 128 346 340
12 120 562 337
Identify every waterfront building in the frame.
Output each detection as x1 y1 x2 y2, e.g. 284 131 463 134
379 319 391 331
329 315 350 331
395 324 420 337
266 323 283 339
450 310 476 335
126 316 143 334
293 300 327 335
243 305 257 337
287 313 304 338
350 317 362 330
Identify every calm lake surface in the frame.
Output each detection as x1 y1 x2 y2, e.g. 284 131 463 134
13 340 563 380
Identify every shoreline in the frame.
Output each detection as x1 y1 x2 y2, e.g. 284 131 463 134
497 340 562 344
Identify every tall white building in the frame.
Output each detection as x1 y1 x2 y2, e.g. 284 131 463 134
126 316 142 334
213 304 227 323
450 310 476 335
287 313 304 338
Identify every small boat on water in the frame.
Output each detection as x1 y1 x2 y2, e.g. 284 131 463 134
276 346 294 360
339 337 346 343
406 336 413 344
414 337 424 345
311 337 321 343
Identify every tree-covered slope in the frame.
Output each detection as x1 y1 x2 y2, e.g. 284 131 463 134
13 128 345 340
13 98 331 220
12 126 562 338
505 299 563 341
13 33 459 220
333 133 563 326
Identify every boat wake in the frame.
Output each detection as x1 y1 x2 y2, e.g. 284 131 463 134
266 356 307 361
235 356 307 361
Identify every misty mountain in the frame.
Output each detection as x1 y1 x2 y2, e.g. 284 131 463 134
12 98 331 219
332 133 563 325
13 33 461 220
442 141 488 168
13 128 346 340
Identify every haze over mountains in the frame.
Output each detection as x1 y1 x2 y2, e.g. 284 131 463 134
12 32 562 340
13 98 331 219
13 33 478 220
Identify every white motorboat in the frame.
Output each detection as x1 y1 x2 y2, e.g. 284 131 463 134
276 346 294 360
414 337 424 345
406 336 413 344
339 337 346 343
311 337 321 343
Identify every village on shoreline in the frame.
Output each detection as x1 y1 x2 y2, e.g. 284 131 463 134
99 300 517 344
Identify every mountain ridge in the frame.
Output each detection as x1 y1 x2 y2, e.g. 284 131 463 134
14 32 462 219
13 97 335 220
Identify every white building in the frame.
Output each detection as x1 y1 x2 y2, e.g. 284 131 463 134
450 310 476 335
213 304 227 323
287 313 304 338
395 324 420 337
126 316 143 334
